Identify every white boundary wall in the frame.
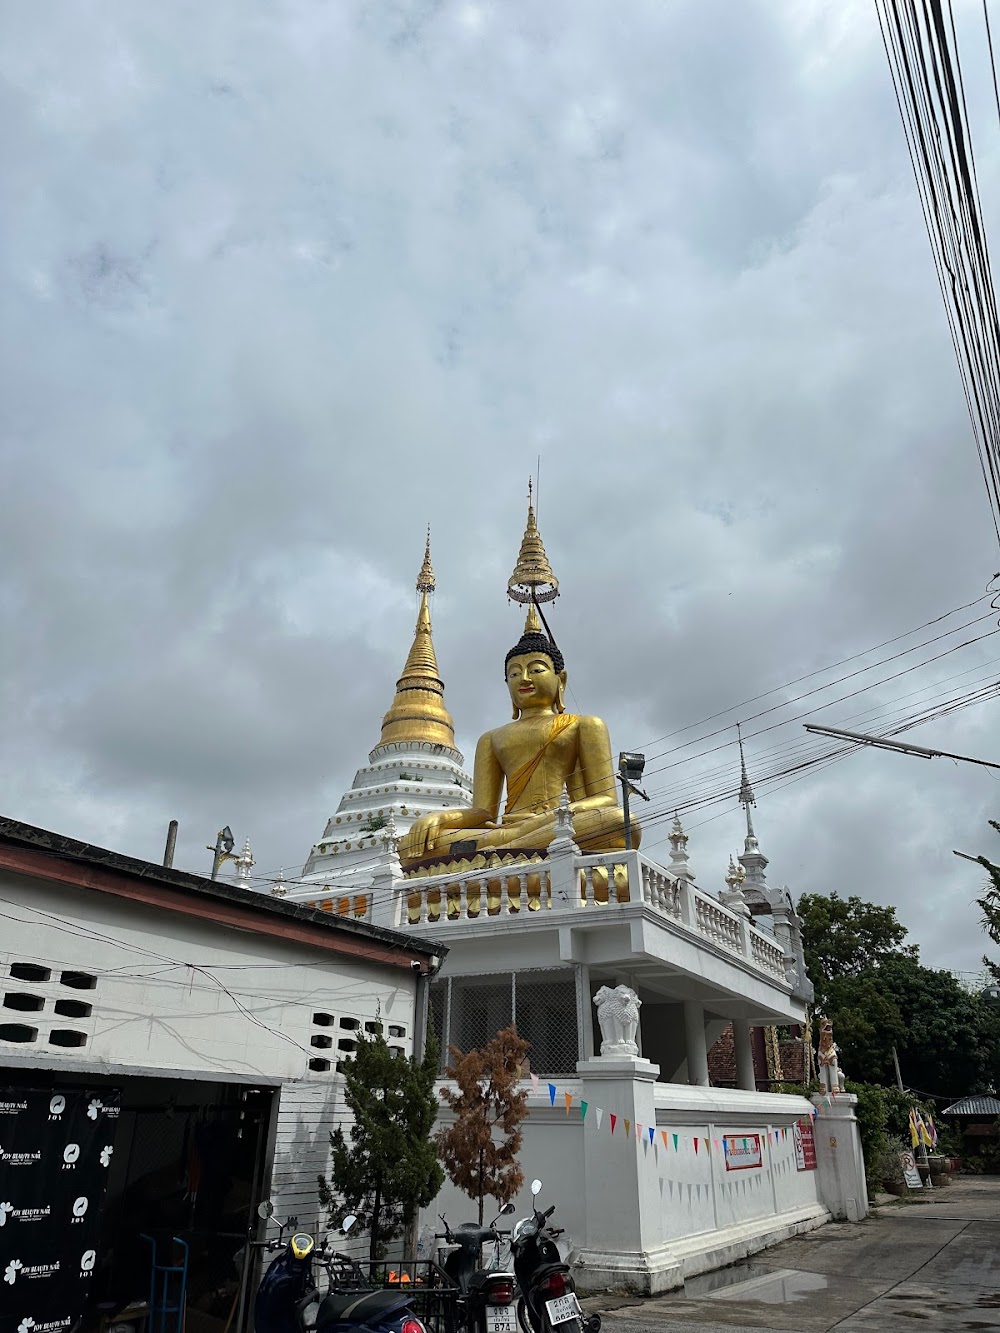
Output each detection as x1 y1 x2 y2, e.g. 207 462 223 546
427 1061 864 1296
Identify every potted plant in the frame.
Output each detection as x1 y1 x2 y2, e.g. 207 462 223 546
872 1136 908 1197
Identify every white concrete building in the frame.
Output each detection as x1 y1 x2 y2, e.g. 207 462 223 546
0 817 445 1332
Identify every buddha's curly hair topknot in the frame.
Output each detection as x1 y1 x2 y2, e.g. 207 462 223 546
504 631 565 676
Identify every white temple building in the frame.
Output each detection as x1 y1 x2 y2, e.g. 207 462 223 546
269 506 865 1295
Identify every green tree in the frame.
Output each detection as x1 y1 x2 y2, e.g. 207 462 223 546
881 956 1000 1096
798 891 916 1010
318 1025 444 1263
437 1026 529 1224
975 819 1000 981
801 890 1000 1094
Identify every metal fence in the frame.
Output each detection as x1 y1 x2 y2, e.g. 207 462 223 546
429 969 580 1077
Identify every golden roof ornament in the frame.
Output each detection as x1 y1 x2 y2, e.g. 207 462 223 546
507 479 559 607
416 525 436 594
377 531 456 749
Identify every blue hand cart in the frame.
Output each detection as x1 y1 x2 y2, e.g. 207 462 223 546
141 1233 189 1333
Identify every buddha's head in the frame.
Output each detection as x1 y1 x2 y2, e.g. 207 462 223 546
504 631 567 718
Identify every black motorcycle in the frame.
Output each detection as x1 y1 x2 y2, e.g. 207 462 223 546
253 1203 428 1333
436 1202 517 1332
508 1182 599 1333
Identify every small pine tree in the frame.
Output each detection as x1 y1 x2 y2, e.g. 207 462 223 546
318 1025 444 1263
977 821 1000 982
436 1026 530 1224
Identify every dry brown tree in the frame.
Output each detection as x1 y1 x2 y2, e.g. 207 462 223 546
436 1026 530 1224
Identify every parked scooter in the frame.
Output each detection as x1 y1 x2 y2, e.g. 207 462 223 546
436 1202 517 1332
508 1182 599 1333
253 1202 428 1333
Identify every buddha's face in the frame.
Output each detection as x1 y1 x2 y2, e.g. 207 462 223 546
506 653 565 714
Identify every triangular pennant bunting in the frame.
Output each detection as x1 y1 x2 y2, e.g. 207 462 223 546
564 1091 573 1114
548 1084 557 1106
610 1113 617 1135
595 1107 603 1131
581 1100 589 1121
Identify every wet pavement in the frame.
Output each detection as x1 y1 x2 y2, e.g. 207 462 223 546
586 1177 1000 1331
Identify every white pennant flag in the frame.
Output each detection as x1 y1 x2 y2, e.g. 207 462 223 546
595 1107 603 1131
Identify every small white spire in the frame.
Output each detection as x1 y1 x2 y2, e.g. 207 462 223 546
736 726 768 888
549 788 580 858
270 868 288 897
721 853 750 917
668 813 694 882
234 836 255 885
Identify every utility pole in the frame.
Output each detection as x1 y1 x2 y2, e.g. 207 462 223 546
207 826 236 880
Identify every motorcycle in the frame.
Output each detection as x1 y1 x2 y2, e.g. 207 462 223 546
436 1202 517 1332
253 1201 428 1333
508 1182 599 1333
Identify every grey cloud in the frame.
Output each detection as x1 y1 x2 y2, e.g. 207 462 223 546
1 0 999 972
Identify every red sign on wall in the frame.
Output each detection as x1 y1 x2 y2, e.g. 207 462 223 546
794 1118 817 1171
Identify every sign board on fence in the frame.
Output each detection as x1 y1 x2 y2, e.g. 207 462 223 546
723 1134 763 1171
900 1151 923 1189
0 1086 120 1333
794 1118 817 1171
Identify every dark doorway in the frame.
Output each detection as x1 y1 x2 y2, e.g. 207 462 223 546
1 1068 276 1333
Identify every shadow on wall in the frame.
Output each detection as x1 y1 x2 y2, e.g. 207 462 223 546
270 1083 343 1235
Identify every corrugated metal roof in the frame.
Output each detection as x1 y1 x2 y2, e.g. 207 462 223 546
942 1095 1000 1116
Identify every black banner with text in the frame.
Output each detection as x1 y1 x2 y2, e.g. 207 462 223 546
0 1086 120 1333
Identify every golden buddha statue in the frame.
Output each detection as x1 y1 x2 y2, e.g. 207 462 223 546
399 491 639 870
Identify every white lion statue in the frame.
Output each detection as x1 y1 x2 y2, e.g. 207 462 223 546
594 985 642 1056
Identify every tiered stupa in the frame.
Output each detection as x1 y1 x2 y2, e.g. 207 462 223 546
286 534 472 907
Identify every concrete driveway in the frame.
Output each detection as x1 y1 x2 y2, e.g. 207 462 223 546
586 1177 1000 1331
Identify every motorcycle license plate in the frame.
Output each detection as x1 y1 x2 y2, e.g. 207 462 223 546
486 1308 517 1333
545 1293 582 1324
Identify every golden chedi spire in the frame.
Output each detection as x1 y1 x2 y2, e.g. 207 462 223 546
507 478 560 610
378 531 457 748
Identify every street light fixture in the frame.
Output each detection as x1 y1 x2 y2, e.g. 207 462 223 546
618 752 651 852
207 825 236 880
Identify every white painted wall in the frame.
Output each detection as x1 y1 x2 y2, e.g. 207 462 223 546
0 869 418 1229
0 871 416 1084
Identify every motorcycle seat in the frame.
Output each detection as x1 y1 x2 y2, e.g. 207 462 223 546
316 1289 413 1325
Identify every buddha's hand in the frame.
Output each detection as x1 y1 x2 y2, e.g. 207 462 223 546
399 813 443 860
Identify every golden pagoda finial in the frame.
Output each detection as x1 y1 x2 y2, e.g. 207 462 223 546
416 525 436 594
507 478 559 606
523 602 543 634
377 533 456 749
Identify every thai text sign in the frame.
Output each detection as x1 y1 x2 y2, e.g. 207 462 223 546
723 1133 762 1171
794 1118 817 1171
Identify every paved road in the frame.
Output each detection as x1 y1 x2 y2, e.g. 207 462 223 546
584 1177 1000 1331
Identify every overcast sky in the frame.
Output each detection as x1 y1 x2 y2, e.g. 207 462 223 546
3 0 1000 976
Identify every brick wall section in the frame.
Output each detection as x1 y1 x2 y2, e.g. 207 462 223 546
707 1026 810 1087
708 1023 736 1084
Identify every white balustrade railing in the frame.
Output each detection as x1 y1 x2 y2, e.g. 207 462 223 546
395 849 792 987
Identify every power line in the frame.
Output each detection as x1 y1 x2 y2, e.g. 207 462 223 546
242 591 1000 883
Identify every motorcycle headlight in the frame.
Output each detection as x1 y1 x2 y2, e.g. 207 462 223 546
290 1233 315 1260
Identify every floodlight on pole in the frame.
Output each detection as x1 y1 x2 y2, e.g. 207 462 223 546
208 825 236 880
618 752 650 852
